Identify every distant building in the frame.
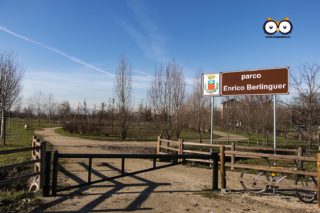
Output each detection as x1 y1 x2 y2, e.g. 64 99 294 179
220 98 242 127
220 98 239 118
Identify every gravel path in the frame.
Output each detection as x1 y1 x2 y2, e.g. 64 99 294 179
35 127 318 213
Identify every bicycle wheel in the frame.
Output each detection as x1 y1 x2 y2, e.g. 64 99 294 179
240 170 269 193
295 176 317 203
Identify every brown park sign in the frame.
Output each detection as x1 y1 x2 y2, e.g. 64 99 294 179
221 67 289 95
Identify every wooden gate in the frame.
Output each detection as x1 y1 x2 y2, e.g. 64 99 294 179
50 152 219 196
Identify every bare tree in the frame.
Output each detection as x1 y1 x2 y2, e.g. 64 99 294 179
114 56 132 140
188 74 209 142
277 103 292 146
137 100 152 122
12 95 23 116
24 97 36 127
44 93 57 124
291 63 320 149
108 98 115 135
237 96 258 143
81 99 89 117
57 101 71 123
148 61 186 139
31 91 44 127
9 95 23 128
232 95 273 145
221 97 241 139
256 95 273 145
0 51 23 145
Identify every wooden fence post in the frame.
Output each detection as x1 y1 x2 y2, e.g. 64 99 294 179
153 157 156 168
317 153 320 208
88 157 92 183
43 151 51 197
297 147 303 170
40 141 46 189
32 136 37 160
231 142 235 171
178 139 184 162
121 157 125 175
182 139 184 155
51 151 58 196
220 146 226 192
212 153 218 191
157 136 161 154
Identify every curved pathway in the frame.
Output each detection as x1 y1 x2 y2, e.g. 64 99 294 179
35 128 317 213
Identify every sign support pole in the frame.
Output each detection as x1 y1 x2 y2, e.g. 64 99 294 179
210 96 214 154
273 94 276 154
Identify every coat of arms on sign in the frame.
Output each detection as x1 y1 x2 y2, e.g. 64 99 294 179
205 74 219 93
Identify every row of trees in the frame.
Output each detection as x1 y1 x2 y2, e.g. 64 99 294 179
60 57 187 140
1 49 320 148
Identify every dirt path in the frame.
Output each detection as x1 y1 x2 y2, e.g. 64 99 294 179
213 130 248 141
35 128 318 213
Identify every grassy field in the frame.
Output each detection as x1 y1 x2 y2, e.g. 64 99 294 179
0 118 58 165
0 118 59 212
217 127 315 150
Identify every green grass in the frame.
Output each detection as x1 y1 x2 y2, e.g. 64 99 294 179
0 118 59 165
0 190 42 212
0 118 59 212
0 125 35 165
217 127 312 150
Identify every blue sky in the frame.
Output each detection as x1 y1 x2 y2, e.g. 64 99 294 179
0 0 319 107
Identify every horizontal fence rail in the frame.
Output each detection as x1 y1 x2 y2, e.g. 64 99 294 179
224 163 317 177
0 159 40 171
225 150 316 162
156 136 318 196
0 136 48 196
57 153 214 159
0 172 41 186
0 146 40 155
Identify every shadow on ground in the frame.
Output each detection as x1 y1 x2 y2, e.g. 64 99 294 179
33 161 201 212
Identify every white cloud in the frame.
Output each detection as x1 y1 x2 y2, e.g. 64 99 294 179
0 25 114 76
116 0 168 62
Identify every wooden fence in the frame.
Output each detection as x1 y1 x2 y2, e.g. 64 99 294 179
156 136 310 166
0 136 50 196
157 136 320 204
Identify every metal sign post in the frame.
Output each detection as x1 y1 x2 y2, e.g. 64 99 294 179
210 96 214 154
273 94 276 154
202 67 288 156
201 73 220 154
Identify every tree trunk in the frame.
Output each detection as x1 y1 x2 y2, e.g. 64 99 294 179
1 108 6 145
48 113 51 124
308 131 312 150
198 129 202 143
284 128 287 146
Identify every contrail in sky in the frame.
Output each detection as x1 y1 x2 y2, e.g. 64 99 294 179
0 25 113 75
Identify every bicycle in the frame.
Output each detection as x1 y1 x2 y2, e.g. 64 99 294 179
239 158 317 203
